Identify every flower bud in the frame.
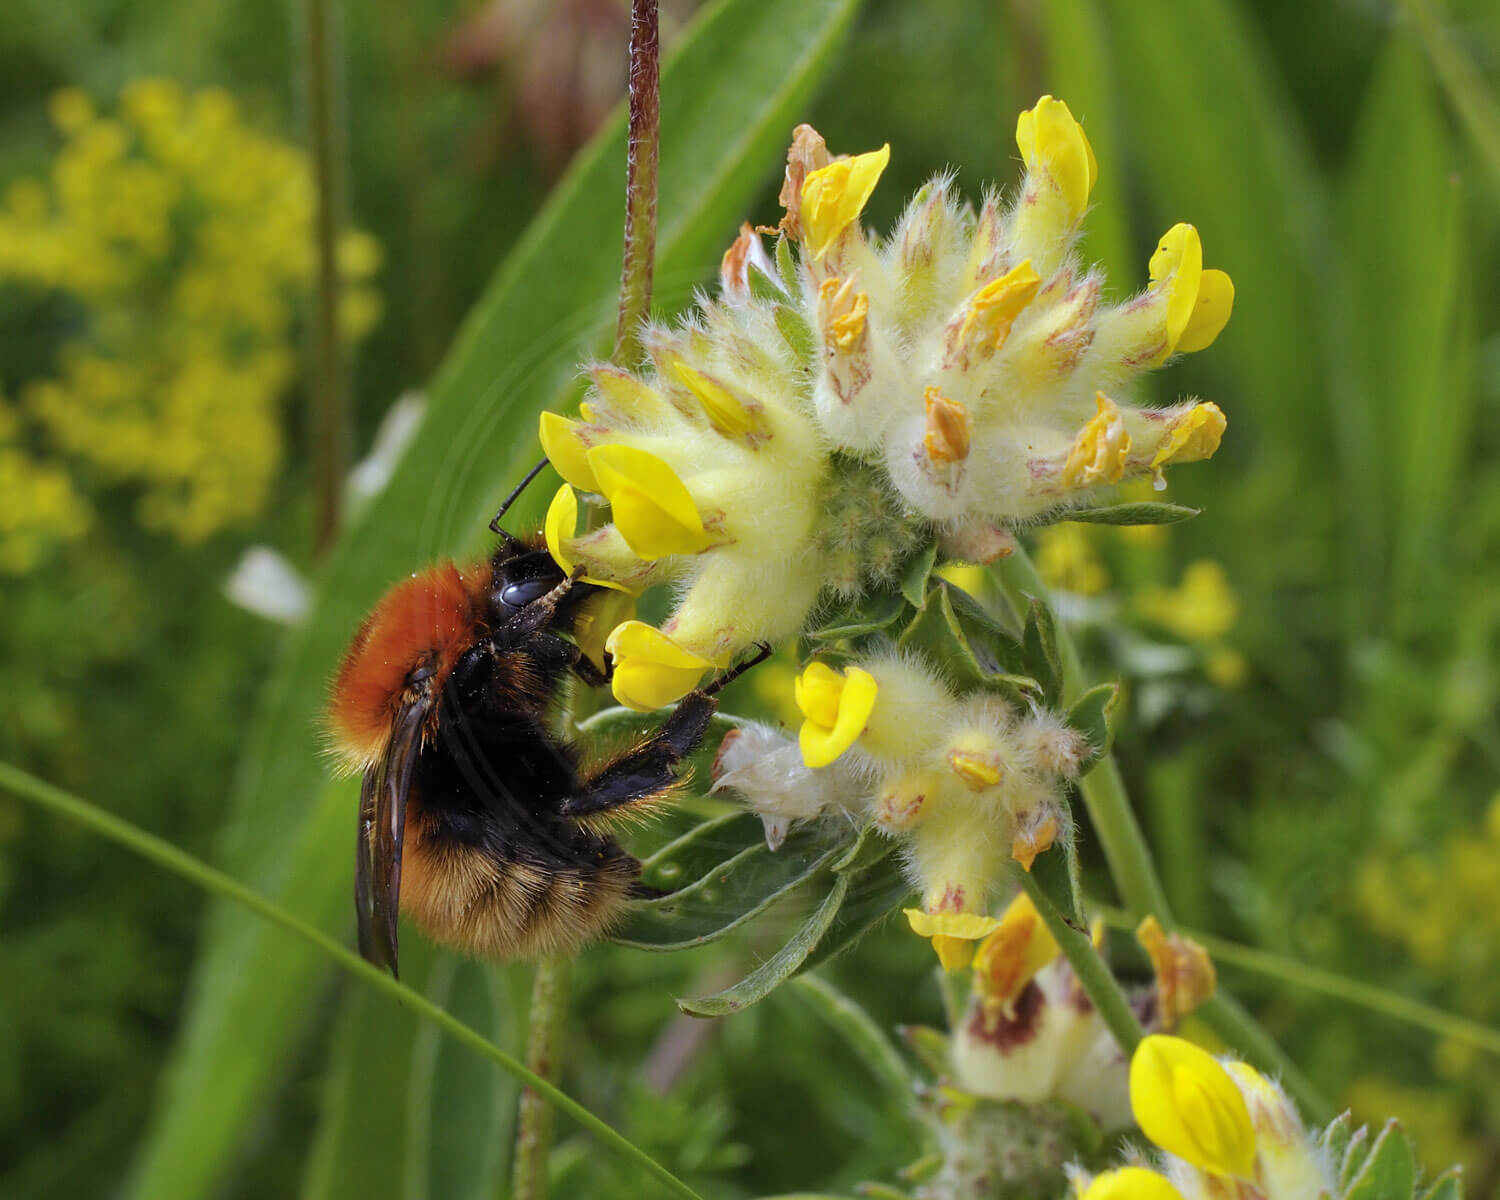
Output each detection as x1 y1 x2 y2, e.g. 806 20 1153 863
1129 1035 1257 1179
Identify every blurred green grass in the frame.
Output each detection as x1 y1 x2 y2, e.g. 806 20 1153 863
1 0 1498 1195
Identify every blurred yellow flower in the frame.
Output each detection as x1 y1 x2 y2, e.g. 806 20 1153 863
0 78 381 559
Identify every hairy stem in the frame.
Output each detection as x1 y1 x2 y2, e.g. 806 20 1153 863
305 0 347 550
512 958 573 1200
0 762 705 1200
1016 868 1144 1053
613 0 661 364
992 544 1331 1121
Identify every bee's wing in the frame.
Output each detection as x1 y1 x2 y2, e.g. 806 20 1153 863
356 694 429 978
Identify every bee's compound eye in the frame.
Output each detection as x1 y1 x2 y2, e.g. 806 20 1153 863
498 577 555 610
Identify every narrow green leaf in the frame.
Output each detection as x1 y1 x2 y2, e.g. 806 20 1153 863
300 941 435 1200
635 810 767 892
747 263 786 305
614 821 843 950
775 231 801 294
1029 826 1086 929
1421 1167 1464 1200
1344 1120 1416 1200
803 588 907 643
900 540 939 607
900 584 1034 701
1061 502 1200 526
1066 682 1119 772
677 872 850 1016
126 1 865 1194
1341 1126 1373 1190
406 959 517 1200
945 577 1024 646
830 822 896 873
790 974 913 1099
1322 1111 1355 1170
795 852 913 976
774 302 817 364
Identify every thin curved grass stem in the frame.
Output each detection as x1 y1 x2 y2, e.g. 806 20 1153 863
0 762 705 1200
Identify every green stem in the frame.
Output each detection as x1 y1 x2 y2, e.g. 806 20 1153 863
1016 868 1144 1054
512 958 573 1200
991 546 1330 1120
0 762 704 1200
993 547 1171 919
613 0 661 364
1100 906 1500 1061
304 0 347 550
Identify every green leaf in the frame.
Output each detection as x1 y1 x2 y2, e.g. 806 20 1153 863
899 584 1036 702
1023 599 1065 706
1322 1111 1355 1170
794 851 913 976
614 820 845 950
678 872 851 1016
945 578 1024 647
1028 827 1086 929
125 1 865 1194
635 810 767 892
1341 1126 1373 1191
1066 683 1119 773
775 231 801 295
406 959 519 1200
300 939 435 1200
1343 1120 1416 1200
790 974 913 1099
900 540 939 607
747 262 786 305
830 822 897 873
1421 1168 1464 1200
774 301 817 364
1060 502 1201 526
802 587 908 644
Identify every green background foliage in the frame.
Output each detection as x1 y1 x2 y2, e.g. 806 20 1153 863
1 0 1498 1195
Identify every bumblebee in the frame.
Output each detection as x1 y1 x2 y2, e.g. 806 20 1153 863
328 462 759 976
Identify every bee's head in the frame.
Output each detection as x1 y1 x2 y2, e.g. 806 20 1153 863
487 538 598 629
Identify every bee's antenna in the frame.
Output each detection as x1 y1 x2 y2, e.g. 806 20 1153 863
490 456 550 541
702 642 773 697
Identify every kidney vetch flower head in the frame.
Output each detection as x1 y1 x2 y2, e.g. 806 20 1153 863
542 94 1234 712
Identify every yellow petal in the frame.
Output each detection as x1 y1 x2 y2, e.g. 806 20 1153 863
670 357 760 438
800 144 891 260
905 908 1003 971
604 620 714 711
1062 392 1132 488
924 388 971 465
538 411 600 493
1151 402 1226 469
1130 1034 1257 1178
1148 223 1205 354
1081 1167 1187 1200
971 890 1060 1007
586 444 712 560
796 664 878 768
542 485 637 593
959 259 1042 354
1175 268 1235 354
1015 95 1097 218
543 484 580 575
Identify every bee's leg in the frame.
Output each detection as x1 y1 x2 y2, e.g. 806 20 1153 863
571 653 611 689
560 690 718 819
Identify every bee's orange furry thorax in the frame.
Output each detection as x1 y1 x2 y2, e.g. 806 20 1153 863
328 561 489 769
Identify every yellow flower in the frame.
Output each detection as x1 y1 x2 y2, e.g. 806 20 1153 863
670 357 762 439
1080 1167 1187 1200
971 890 1059 1010
956 260 1042 356
1151 402 1226 470
1136 560 1238 642
795 661 879 768
1063 393 1131 488
800 144 891 260
538 412 601 493
1015 95 1097 220
604 620 718 711
573 588 636 675
904 908 1002 971
1130 1034 1257 1178
585 444 713 560
1148 224 1234 359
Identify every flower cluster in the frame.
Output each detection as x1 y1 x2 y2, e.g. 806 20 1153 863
0 79 380 554
1073 1035 1337 1200
714 652 1093 962
543 96 1232 710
